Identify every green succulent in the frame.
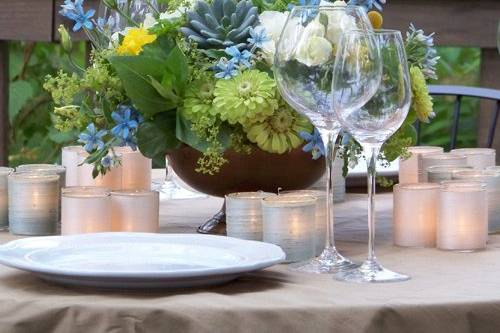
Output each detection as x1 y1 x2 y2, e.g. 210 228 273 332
180 0 259 50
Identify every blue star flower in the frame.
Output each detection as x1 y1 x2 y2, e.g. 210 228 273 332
225 46 252 68
101 155 113 168
348 0 386 11
247 27 271 48
300 128 325 160
119 136 138 151
111 105 140 140
59 0 96 32
288 0 321 10
214 59 238 80
78 123 107 153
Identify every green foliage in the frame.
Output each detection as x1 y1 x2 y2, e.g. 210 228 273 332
8 41 85 166
108 36 188 118
418 47 480 148
137 112 179 158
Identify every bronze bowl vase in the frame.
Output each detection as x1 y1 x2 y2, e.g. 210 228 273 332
167 145 325 234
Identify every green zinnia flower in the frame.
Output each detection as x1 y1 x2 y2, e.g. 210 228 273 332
246 107 313 154
213 70 278 126
410 66 434 123
183 79 217 121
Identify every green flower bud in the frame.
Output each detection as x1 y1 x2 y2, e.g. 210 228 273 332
58 25 72 53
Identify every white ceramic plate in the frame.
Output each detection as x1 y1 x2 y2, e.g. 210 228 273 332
0 233 285 289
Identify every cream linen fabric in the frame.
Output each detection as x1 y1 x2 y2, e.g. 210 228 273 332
0 193 499 333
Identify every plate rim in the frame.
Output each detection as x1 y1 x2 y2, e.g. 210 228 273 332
0 233 286 279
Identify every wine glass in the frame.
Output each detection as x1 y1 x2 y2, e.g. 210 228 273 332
333 30 411 283
274 5 382 274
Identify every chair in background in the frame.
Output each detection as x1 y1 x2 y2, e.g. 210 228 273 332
415 85 500 150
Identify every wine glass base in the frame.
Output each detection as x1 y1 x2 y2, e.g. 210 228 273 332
334 259 410 283
154 181 207 200
290 247 358 274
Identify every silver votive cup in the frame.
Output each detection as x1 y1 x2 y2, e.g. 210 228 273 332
453 169 500 233
262 195 316 263
225 192 276 241
8 173 60 235
427 165 473 184
0 167 13 230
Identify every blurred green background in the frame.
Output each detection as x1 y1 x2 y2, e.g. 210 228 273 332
6 42 481 167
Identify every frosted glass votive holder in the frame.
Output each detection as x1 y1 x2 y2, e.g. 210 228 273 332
262 195 316 263
113 147 152 190
451 148 496 170
16 164 66 188
437 181 488 251
77 152 123 190
61 187 112 235
453 169 500 233
61 146 85 186
280 190 326 256
421 153 467 182
111 190 159 233
9 173 60 235
0 167 13 230
225 192 276 241
427 165 473 184
399 146 443 184
393 183 439 247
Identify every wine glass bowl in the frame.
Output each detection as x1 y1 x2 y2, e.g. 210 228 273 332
273 5 381 274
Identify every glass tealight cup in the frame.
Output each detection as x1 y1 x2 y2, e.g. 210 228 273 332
437 181 488 251
427 165 473 184
0 167 14 230
61 187 112 235
451 148 496 170
110 190 159 233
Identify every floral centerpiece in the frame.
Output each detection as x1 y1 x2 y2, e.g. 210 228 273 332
45 0 438 186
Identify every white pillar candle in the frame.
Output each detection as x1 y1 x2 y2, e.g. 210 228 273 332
61 187 112 235
262 195 316 263
225 192 276 241
393 183 440 247
437 181 488 251
8 173 60 235
113 147 152 190
0 167 13 230
399 146 444 184
421 153 468 182
111 190 159 233
427 165 472 183
77 152 123 190
453 170 500 233
451 148 496 170
280 190 326 256
61 146 85 186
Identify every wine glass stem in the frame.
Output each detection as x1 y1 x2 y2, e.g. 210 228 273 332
318 128 341 250
364 144 381 261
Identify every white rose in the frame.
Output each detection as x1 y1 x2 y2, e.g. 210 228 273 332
294 19 327 64
259 11 289 43
295 36 333 66
257 11 289 64
318 1 357 45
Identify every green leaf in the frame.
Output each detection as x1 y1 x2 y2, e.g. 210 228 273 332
176 111 231 153
164 46 189 95
9 80 34 121
109 55 177 117
137 112 179 159
149 75 180 102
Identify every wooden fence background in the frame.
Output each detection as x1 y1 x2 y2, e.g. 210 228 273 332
0 0 499 164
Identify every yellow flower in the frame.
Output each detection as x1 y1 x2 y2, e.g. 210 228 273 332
368 11 383 29
117 27 157 56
